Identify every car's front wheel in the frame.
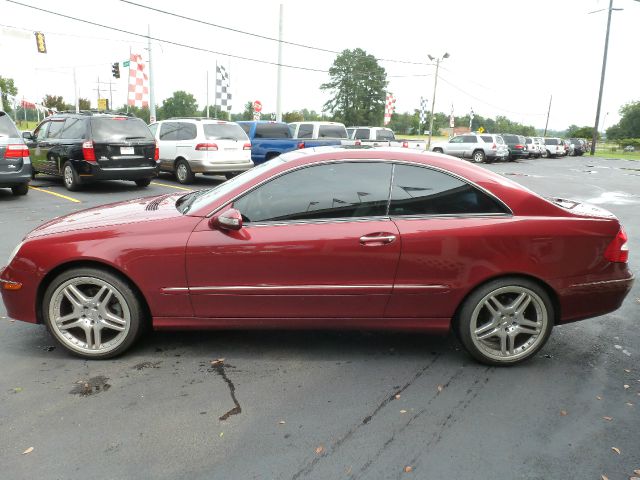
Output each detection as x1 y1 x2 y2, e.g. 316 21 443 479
135 178 151 187
62 161 81 191
175 159 195 184
472 150 486 163
455 277 554 366
43 267 145 359
432 148 443 153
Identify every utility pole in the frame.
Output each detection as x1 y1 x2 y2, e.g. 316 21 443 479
206 70 209 118
148 24 156 123
591 0 615 155
73 67 79 113
108 79 113 110
427 53 449 149
544 94 552 137
276 3 283 122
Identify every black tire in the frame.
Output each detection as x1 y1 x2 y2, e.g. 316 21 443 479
62 161 81 191
472 150 486 163
42 267 145 359
455 277 554 366
135 178 151 187
175 159 195 184
225 172 238 180
11 183 29 196
265 152 280 162
433 148 443 153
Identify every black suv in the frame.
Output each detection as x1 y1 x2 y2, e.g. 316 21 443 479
568 138 586 156
500 134 528 161
0 111 32 196
24 112 158 191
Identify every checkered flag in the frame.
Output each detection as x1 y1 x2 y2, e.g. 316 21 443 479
215 65 232 112
384 93 396 126
127 53 149 108
469 107 475 129
419 97 428 124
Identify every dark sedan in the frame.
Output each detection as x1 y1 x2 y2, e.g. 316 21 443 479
0 148 633 365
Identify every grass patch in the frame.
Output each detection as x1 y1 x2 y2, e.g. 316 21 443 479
592 151 640 161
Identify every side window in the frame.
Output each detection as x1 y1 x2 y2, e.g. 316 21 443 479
47 120 66 139
148 123 159 136
239 123 251 135
461 135 477 143
389 165 509 216
480 135 493 143
233 162 393 223
354 129 370 140
297 124 314 139
525 138 532 144
449 137 464 143
34 121 50 141
60 118 87 139
159 122 180 141
177 123 197 140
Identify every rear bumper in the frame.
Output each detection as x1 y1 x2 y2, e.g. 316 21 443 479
74 159 159 181
554 272 635 324
0 164 32 187
188 158 254 174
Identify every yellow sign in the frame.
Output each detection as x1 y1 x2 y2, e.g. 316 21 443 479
34 32 47 54
478 126 485 133
97 98 108 111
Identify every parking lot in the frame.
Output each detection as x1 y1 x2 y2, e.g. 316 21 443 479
1 155 639 480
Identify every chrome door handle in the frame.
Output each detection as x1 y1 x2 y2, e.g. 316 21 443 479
360 234 396 244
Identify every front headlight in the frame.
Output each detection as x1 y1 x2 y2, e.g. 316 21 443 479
7 241 24 266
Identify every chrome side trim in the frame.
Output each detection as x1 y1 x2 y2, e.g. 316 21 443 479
569 278 632 288
161 284 449 293
100 166 157 171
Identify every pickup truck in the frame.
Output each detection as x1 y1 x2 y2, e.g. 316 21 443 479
237 121 341 164
345 126 427 150
288 121 350 143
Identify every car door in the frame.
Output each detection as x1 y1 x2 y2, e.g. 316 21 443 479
385 163 512 322
185 161 401 320
42 118 66 174
158 121 179 170
175 122 197 161
446 136 465 156
26 120 50 172
460 135 478 158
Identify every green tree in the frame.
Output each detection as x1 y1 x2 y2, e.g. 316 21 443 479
161 91 198 118
78 98 91 110
567 125 597 139
0 75 18 112
606 101 640 140
321 48 387 126
283 111 304 123
200 105 229 120
42 94 70 111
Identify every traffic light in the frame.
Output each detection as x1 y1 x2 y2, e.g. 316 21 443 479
34 32 47 54
112 62 120 79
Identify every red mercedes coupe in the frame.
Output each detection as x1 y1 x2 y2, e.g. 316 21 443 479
0 148 633 365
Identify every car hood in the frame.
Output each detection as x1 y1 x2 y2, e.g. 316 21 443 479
27 193 189 238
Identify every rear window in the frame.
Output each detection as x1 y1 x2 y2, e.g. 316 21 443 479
0 113 20 137
318 125 348 138
203 123 248 141
495 136 505 144
354 128 370 140
254 123 291 139
296 124 314 139
525 137 532 144
502 134 518 143
91 117 154 142
375 129 395 141
545 138 559 145
238 123 251 134
60 118 88 139
480 135 493 143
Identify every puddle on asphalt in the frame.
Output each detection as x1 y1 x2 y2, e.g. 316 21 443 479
70 376 111 396
209 361 242 421
585 191 639 205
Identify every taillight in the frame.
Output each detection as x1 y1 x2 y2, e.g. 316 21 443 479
297 142 305 149
243 143 251 150
82 140 96 162
195 143 218 151
515 144 523 149
4 144 29 158
154 141 159 161
604 227 629 263
402 141 409 148
492 143 497 150
355 140 362 146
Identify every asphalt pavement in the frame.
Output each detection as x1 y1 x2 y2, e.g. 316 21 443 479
1 157 639 480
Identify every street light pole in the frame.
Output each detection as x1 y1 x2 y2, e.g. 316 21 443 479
427 53 449 150
591 0 615 155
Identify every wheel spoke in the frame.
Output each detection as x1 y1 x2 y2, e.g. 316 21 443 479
56 311 80 325
58 318 84 330
517 326 539 336
477 327 501 341
507 334 516 355
64 285 88 308
499 333 507 355
485 296 504 316
510 292 531 314
101 311 126 331
84 325 94 349
92 325 102 349
518 318 540 328
475 320 499 336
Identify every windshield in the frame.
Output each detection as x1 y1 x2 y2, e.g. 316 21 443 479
176 157 287 214
91 117 154 142
0 113 20 138
203 123 248 141
375 129 395 141
545 138 559 145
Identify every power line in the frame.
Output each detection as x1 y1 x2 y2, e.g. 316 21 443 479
0 22 146 44
118 0 434 66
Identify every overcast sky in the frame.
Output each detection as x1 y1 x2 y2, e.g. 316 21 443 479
1 0 639 130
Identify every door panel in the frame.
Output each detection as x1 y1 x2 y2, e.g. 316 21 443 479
186 219 401 318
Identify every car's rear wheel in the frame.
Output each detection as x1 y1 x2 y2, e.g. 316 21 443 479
134 179 151 187
43 267 144 359
62 161 81 191
456 277 554 366
175 159 194 184
11 183 29 196
433 148 443 153
225 172 239 180
472 150 486 163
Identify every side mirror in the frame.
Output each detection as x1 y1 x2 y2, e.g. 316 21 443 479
22 131 34 141
209 208 243 231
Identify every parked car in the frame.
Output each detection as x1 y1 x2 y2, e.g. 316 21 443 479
623 145 635 152
430 133 509 163
346 126 427 149
238 121 341 164
24 112 158 191
149 118 253 184
500 134 528 161
0 111 32 196
569 138 586 156
289 121 349 141
524 137 542 158
3 147 632 364
542 138 565 158
562 139 573 156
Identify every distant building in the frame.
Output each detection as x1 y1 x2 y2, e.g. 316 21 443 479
441 126 471 138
